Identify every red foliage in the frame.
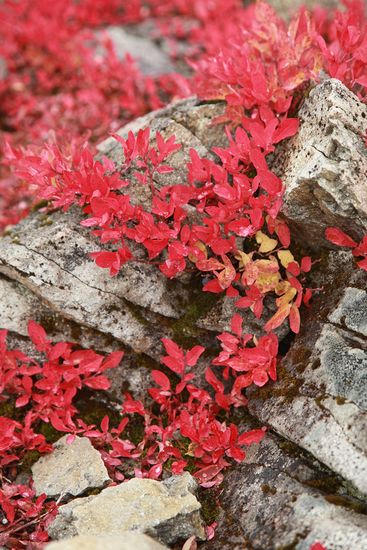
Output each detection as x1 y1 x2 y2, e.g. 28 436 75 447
325 227 367 271
1 0 367 547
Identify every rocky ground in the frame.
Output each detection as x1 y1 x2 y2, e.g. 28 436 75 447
1 77 366 549
1 2 367 549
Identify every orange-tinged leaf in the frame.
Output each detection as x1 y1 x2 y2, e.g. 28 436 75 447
276 287 297 307
289 304 301 333
235 251 252 269
188 241 207 263
264 303 291 332
217 256 236 289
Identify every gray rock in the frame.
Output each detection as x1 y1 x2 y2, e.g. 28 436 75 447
328 287 367 336
276 79 367 248
0 56 7 80
247 253 367 496
48 473 205 545
202 434 367 550
32 435 110 499
45 533 169 550
268 0 340 18
101 27 174 76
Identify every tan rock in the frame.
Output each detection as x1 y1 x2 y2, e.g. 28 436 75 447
48 473 205 545
46 533 168 550
32 436 110 499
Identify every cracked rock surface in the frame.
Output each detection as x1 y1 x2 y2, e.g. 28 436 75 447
247 250 367 497
202 433 367 550
48 473 205 546
276 79 367 248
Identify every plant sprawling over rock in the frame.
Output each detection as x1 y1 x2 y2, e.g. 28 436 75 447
0 0 366 548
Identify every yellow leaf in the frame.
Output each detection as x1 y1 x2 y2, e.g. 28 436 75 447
275 280 290 296
188 241 207 263
256 231 278 253
278 250 295 268
235 250 252 270
256 272 280 293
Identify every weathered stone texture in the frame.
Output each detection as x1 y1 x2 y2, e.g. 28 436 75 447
202 434 367 550
277 79 367 248
48 473 205 545
32 436 110 499
248 251 367 497
46 533 169 550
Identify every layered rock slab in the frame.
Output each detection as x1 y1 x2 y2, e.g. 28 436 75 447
31 436 110 499
202 434 367 550
248 251 367 496
277 79 367 248
48 473 205 546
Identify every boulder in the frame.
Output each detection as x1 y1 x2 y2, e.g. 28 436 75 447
32 435 110 499
45 533 169 550
268 0 341 18
48 473 205 546
276 79 367 248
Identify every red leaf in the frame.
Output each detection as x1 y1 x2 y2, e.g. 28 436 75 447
357 257 367 271
186 345 205 367
273 118 299 143
28 321 48 351
325 227 357 248
151 370 171 390
230 313 243 337
102 351 124 370
300 256 312 273
162 338 183 360
289 304 301 334
85 376 110 390
205 368 224 393
238 428 266 446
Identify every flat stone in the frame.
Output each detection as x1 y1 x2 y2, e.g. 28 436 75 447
45 533 169 550
32 436 110 499
275 79 367 248
48 473 205 545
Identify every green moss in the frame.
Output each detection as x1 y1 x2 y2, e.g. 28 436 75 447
38 214 53 227
0 400 16 418
38 422 61 444
169 279 217 348
250 362 304 404
75 389 121 429
198 486 221 525
125 301 151 327
261 483 277 495
20 450 41 472
31 199 49 212
124 414 146 446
